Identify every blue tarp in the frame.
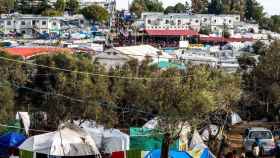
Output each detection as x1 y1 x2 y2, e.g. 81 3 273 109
145 149 192 158
201 148 215 158
0 132 26 157
0 132 26 148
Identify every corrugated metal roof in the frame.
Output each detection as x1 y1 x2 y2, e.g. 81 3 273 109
200 36 254 43
145 29 199 36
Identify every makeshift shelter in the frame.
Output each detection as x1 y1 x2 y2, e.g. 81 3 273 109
76 121 130 154
145 149 192 158
19 124 101 158
102 129 130 154
16 112 30 135
0 132 26 157
130 128 179 151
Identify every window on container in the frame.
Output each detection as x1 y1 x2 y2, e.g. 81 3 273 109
147 19 151 24
7 21 11 25
214 19 217 23
32 20 36 25
195 20 199 23
178 20 181 25
42 21 47 25
21 21 26 26
166 20 169 24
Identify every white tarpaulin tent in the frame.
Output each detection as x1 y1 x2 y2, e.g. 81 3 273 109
16 112 30 135
19 124 101 157
76 121 130 153
102 129 130 153
231 112 242 125
143 118 159 129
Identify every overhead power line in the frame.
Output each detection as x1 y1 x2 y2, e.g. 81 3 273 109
0 56 187 80
0 82 154 116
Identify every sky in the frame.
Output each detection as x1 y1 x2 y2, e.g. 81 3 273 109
116 0 280 15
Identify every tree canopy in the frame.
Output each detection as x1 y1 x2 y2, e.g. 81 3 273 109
66 0 79 15
244 0 264 22
191 0 209 13
130 0 164 17
55 0 66 12
164 2 190 14
81 5 109 22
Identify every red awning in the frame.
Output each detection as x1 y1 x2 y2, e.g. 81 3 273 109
3 48 72 58
200 36 254 43
145 29 199 36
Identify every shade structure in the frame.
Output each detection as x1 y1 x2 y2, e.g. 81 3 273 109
19 124 100 157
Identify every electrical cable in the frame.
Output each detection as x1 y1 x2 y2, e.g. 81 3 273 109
0 56 187 80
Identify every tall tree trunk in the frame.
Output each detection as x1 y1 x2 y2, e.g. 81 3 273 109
161 133 171 158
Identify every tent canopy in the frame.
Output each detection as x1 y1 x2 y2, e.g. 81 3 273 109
19 124 100 157
145 149 192 158
0 132 26 148
76 120 130 154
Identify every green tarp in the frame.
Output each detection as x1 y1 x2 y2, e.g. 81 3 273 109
1 120 22 134
20 150 33 158
126 150 142 158
130 128 179 151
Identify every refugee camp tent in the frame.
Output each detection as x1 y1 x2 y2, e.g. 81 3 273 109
230 112 242 125
0 132 26 157
189 145 216 158
102 129 130 153
19 124 101 157
76 121 104 149
76 121 130 153
145 149 192 158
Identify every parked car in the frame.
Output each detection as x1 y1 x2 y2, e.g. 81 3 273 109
243 127 275 156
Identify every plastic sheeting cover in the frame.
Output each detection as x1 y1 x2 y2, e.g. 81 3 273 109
231 112 242 125
16 112 30 135
19 124 100 156
0 132 26 148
